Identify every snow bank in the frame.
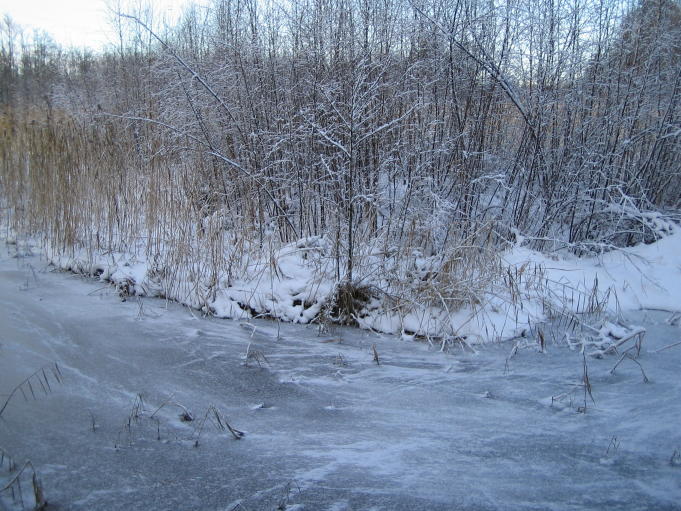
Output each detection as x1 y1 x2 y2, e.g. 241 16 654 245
44 237 336 324
503 228 681 314
32 226 681 344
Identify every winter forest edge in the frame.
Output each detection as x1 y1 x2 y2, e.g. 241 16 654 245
1 0 680 341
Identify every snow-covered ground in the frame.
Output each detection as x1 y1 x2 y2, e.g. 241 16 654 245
1 239 680 510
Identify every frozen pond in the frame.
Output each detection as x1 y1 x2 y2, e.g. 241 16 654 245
1 243 680 510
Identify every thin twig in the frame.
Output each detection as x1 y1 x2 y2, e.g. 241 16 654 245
653 340 681 353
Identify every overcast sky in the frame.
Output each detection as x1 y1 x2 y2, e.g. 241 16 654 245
0 0 206 50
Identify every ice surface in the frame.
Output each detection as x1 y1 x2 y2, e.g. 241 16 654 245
1 241 680 510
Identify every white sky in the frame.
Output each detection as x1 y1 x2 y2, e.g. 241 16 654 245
0 0 207 50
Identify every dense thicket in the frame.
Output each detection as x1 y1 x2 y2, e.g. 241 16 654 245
1 0 680 325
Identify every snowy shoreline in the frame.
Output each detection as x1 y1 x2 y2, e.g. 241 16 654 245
5 225 681 345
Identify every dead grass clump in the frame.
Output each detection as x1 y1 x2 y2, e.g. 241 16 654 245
193 405 244 447
244 343 270 368
325 281 375 326
117 278 136 300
